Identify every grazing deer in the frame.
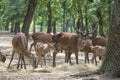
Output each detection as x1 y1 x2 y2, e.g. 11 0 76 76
35 42 55 67
91 45 106 65
8 32 36 69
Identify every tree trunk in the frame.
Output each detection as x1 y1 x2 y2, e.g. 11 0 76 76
65 19 69 32
22 0 37 37
77 9 83 31
33 15 36 33
14 21 20 34
53 20 56 34
72 15 76 32
85 3 89 33
5 21 9 31
11 20 15 33
47 1 52 33
100 0 120 77
40 21 43 32
62 1 66 32
96 8 105 37
92 22 98 39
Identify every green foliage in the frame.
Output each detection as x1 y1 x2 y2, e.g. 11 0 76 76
0 0 114 34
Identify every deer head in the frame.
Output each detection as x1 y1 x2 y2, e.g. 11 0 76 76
74 22 98 45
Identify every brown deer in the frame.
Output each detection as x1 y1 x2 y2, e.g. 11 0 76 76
92 36 107 47
29 32 53 52
35 42 55 67
52 26 97 67
80 40 92 64
8 32 36 69
91 45 106 65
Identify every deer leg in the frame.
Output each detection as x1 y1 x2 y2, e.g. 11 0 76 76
87 52 89 63
36 56 40 68
17 53 22 69
69 53 72 64
30 42 34 52
85 52 89 63
65 51 69 63
20 54 23 69
40 56 42 67
67 52 72 64
65 53 68 63
91 54 95 63
44 56 46 66
95 57 97 65
21 55 26 69
53 51 57 67
85 53 87 63
91 54 97 65
75 52 78 64
8 51 15 69
34 43 37 52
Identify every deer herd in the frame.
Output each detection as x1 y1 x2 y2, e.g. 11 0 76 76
0 28 107 69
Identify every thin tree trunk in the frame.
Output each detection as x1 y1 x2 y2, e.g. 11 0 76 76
96 8 105 37
77 9 83 31
85 3 89 33
100 0 120 77
11 20 15 33
92 22 98 39
33 15 36 33
14 21 20 34
62 1 66 32
22 0 37 37
5 21 9 31
65 19 69 32
72 15 76 32
53 20 56 34
40 21 43 32
47 1 52 33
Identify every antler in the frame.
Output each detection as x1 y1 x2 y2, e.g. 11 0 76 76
86 22 98 36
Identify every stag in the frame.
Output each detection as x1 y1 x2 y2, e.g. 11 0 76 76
52 24 97 67
8 32 36 69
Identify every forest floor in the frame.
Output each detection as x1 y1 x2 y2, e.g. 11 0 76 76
0 30 120 80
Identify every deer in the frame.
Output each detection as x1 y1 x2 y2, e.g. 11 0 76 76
29 32 53 59
92 36 107 47
52 24 98 67
91 45 106 65
35 42 55 67
29 32 53 52
80 40 92 64
0 50 6 63
80 36 107 64
8 32 36 69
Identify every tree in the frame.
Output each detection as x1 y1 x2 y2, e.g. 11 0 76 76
100 0 120 77
47 1 52 33
22 0 37 37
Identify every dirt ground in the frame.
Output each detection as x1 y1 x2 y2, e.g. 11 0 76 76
0 31 119 80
